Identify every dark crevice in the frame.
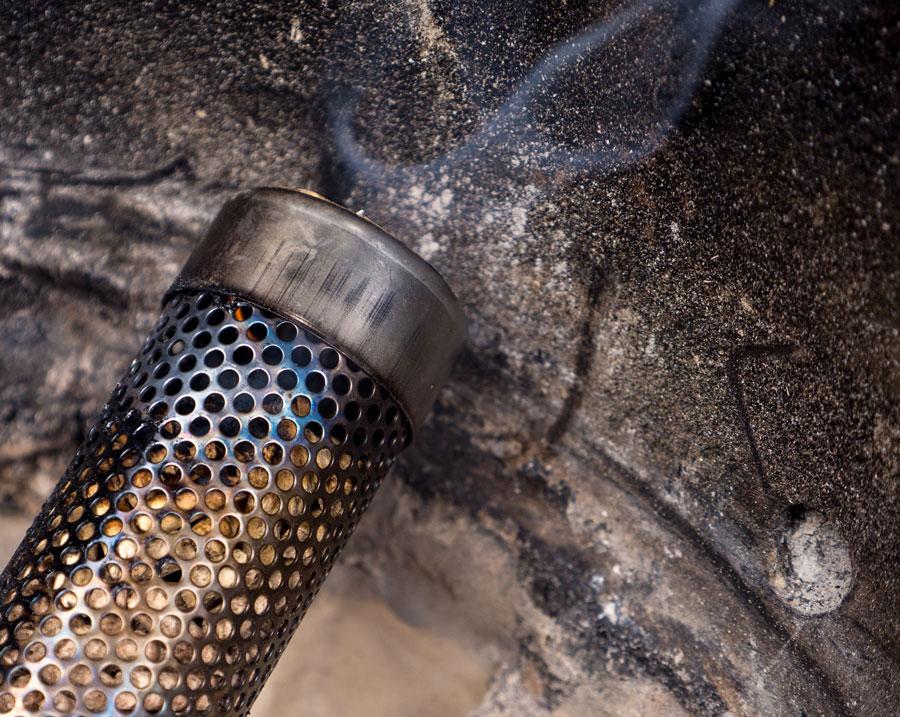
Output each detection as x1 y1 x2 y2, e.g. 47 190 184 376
544 259 606 448
2 257 131 308
725 342 797 496
0 155 193 188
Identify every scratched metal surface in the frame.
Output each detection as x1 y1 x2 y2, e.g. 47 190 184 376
168 188 466 429
0 1 897 715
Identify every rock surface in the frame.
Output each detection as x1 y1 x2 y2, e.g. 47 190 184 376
0 1 897 715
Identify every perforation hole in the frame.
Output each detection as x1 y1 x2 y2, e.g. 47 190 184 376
0 291 411 715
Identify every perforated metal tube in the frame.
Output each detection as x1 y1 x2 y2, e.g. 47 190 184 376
0 190 465 715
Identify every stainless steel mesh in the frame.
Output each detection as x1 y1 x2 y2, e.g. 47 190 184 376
0 290 411 715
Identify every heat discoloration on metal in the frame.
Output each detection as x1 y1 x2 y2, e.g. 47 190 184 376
167 188 466 431
0 292 412 715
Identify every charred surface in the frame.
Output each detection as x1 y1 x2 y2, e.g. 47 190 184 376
0 0 897 714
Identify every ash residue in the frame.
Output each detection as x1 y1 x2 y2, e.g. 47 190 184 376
0 0 897 714
769 505 854 616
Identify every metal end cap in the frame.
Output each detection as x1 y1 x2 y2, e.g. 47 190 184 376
167 187 467 430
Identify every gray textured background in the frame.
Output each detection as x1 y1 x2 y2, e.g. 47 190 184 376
0 0 897 714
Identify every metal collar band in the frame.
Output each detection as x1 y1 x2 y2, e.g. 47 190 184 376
167 188 467 430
